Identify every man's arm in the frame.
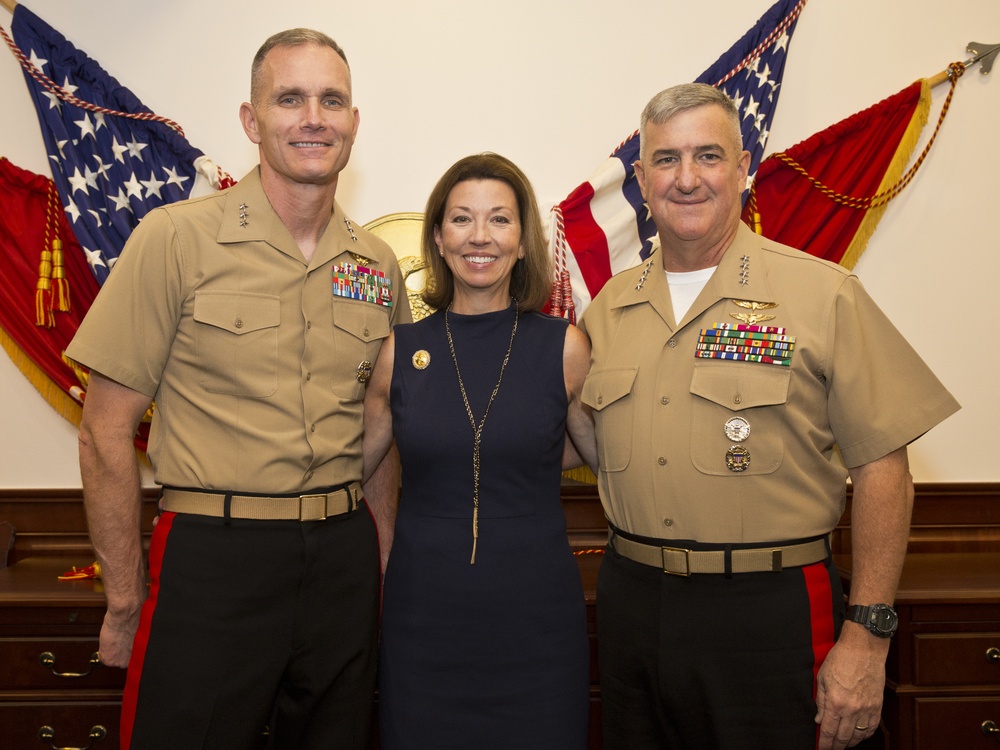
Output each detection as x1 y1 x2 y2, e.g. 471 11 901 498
815 446 913 750
362 334 398 570
563 324 597 472
78 371 155 668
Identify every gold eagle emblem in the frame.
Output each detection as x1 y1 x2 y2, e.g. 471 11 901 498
729 299 778 325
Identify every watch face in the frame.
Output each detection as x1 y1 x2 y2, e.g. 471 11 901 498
872 605 898 636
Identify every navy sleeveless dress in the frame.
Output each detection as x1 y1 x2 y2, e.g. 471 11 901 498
378 305 589 750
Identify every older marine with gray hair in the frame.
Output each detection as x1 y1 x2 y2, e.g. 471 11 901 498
579 82 959 750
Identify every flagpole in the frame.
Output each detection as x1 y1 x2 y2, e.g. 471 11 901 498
0 0 17 15
928 41 1000 87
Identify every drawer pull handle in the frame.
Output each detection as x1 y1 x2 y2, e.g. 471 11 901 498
37 724 107 750
38 651 101 678
988 647 1000 663
983 720 1000 739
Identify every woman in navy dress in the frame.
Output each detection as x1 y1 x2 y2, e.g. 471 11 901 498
363 153 597 749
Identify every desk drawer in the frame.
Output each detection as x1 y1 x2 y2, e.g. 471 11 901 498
914 633 1000 686
0 638 126 690
0 701 119 749
915 697 1000 750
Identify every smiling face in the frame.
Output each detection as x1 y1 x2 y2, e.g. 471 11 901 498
433 179 525 313
239 42 359 191
634 103 749 269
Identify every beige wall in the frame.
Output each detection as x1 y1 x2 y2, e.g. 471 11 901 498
1 0 996 487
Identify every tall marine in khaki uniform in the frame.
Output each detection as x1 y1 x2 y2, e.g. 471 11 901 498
66 29 410 750
580 83 959 750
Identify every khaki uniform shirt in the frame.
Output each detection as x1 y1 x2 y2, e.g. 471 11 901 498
580 224 958 543
67 168 411 493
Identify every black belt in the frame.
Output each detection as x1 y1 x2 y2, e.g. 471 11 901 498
609 528 828 576
160 483 361 521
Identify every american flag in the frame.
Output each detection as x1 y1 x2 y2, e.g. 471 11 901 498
8 5 230 285
549 0 808 319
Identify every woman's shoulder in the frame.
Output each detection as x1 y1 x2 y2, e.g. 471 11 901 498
522 310 570 332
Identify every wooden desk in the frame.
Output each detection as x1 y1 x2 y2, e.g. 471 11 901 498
0 556 124 750
837 553 1000 750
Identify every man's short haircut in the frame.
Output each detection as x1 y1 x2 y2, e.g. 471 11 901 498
250 28 350 104
639 83 743 161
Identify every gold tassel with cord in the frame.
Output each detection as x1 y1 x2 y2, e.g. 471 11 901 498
51 238 71 312
35 248 53 327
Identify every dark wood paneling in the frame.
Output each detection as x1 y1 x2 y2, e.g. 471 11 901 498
0 489 159 565
1 482 998 750
833 483 1000 555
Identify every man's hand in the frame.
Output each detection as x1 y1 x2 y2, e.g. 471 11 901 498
98 602 145 668
814 625 887 749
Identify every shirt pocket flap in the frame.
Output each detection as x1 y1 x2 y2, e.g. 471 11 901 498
332 301 391 343
193 291 280 335
690 362 791 411
582 368 638 412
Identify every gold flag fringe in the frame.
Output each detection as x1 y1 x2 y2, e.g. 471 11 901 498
839 80 931 270
0 335 151 465
562 465 598 484
0 328 83 426
752 62 965 268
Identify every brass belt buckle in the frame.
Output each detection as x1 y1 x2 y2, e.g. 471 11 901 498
299 494 327 522
661 546 692 577
771 548 783 572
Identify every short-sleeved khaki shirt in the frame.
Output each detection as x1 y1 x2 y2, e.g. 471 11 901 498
67 168 411 493
580 224 958 543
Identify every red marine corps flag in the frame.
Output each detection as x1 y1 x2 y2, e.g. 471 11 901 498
743 53 978 269
0 157 98 422
742 81 930 268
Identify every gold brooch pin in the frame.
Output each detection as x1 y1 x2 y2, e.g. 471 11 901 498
412 350 431 370
356 360 373 383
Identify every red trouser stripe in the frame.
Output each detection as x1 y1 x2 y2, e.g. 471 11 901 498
803 561 836 749
120 511 175 750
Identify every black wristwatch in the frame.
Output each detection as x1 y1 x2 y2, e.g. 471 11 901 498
846 603 898 638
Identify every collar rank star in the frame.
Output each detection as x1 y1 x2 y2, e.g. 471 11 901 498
634 258 655 292
239 203 249 228
739 255 750 285
332 262 393 308
344 217 358 242
730 299 778 325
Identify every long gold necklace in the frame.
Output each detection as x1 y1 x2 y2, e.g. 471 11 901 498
445 301 519 564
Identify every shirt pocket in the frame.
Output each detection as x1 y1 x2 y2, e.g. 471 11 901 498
582 367 638 473
689 361 790 476
194 291 280 397
331 299 391 400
